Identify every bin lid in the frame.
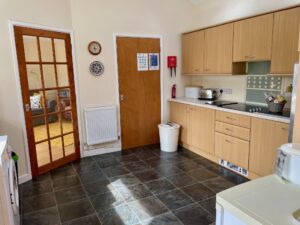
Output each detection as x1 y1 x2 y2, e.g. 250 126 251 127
158 123 180 129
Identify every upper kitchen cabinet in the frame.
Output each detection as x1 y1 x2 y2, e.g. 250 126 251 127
233 14 273 62
270 7 300 75
204 23 234 74
182 31 205 74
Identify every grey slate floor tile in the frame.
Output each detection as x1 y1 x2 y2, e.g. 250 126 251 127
21 146 246 225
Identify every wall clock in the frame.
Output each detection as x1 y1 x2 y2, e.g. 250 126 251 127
88 41 102 55
89 61 104 76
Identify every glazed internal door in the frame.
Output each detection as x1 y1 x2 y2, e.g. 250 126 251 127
14 26 80 176
117 37 161 149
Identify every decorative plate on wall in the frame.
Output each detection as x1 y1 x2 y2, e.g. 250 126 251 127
88 41 102 55
89 61 104 76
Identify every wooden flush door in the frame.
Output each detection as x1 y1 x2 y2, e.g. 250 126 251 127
204 23 234 74
271 7 300 75
233 14 273 62
117 37 161 149
14 26 80 176
182 31 205 74
187 106 215 154
170 102 188 144
249 118 289 176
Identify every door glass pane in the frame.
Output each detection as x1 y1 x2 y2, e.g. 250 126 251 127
23 36 39 62
36 141 50 167
54 39 67 62
30 91 44 114
64 134 75 156
48 114 61 138
62 111 73 133
59 89 71 112
33 120 48 142
43 64 56 88
44 90 59 113
57 65 69 87
51 137 63 161
27 64 42 90
40 37 54 62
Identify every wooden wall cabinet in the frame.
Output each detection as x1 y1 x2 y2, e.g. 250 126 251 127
270 7 300 75
170 102 188 143
233 14 274 62
204 23 234 74
187 106 215 154
249 118 289 177
182 31 205 74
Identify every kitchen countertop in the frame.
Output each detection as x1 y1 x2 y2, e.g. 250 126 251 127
217 175 300 225
169 97 290 124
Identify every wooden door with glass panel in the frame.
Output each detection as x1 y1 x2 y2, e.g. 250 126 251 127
14 26 80 177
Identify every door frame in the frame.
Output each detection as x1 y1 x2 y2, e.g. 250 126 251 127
8 20 83 183
113 33 164 149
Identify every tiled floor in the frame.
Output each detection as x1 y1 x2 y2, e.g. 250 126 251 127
19 145 248 225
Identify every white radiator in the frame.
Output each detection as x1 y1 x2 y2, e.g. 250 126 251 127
85 106 118 145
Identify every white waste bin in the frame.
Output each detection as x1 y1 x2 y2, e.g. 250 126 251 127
158 123 180 152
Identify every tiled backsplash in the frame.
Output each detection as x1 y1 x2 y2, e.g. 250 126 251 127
246 62 291 105
190 61 293 104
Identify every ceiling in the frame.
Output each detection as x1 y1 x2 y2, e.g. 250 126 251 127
189 0 203 4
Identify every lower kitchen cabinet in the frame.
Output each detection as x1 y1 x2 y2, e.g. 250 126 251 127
249 118 289 177
170 102 188 143
187 106 215 154
170 102 215 155
215 132 250 169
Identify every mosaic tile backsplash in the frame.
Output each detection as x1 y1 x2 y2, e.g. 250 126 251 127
246 62 283 105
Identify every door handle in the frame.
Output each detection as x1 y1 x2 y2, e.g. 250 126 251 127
120 94 125 101
24 104 31 112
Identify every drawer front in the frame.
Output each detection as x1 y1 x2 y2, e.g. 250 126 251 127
216 111 251 128
215 121 250 141
215 132 250 169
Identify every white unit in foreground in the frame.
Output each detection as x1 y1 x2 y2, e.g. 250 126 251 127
216 143 300 225
0 136 20 225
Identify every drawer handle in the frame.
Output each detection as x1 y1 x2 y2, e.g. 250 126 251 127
226 116 236 121
281 127 288 131
225 128 233 132
245 55 255 59
225 139 232 144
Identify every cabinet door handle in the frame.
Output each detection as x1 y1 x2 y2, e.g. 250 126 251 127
225 139 232 144
281 127 288 131
244 55 255 59
204 68 210 71
225 128 233 132
226 116 236 121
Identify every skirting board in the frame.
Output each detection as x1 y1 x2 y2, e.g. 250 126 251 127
18 173 32 184
83 147 121 157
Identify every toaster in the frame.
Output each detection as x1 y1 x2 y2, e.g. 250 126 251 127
276 143 300 185
199 88 218 100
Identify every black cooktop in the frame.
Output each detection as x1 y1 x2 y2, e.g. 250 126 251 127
220 103 291 118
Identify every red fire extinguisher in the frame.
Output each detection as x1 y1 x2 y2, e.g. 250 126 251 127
172 84 176 99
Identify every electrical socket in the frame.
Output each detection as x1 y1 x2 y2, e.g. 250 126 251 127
221 88 233 95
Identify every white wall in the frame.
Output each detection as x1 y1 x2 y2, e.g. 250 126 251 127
185 0 300 102
0 0 73 178
70 0 193 150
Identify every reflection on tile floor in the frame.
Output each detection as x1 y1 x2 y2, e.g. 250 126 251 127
20 145 249 225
